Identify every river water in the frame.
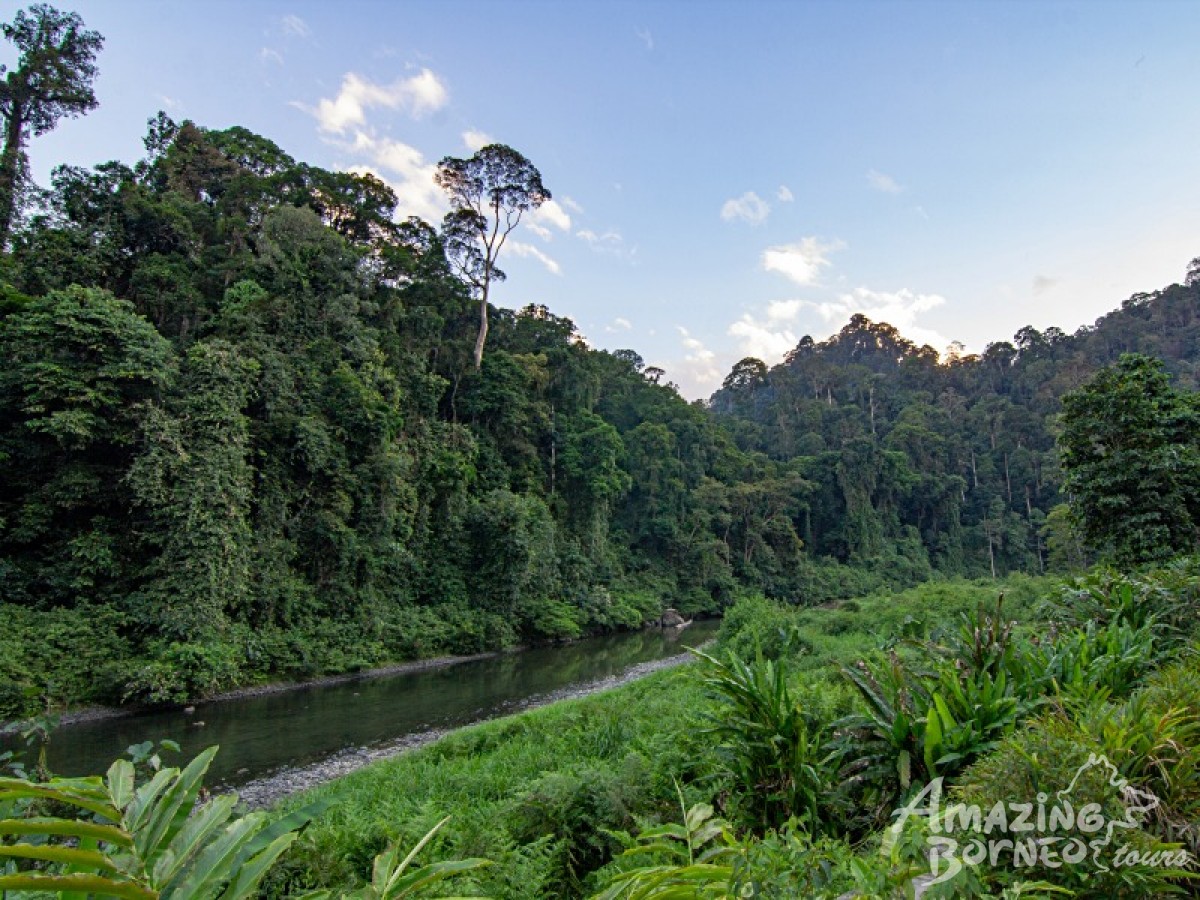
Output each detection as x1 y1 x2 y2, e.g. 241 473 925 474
11 621 718 791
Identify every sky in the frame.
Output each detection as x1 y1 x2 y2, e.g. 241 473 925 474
11 0 1200 398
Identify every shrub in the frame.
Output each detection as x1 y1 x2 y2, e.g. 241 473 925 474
953 714 1188 896
693 647 836 831
122 640 242 704
715 594 806 661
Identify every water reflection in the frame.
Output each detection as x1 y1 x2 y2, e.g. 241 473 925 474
12 621 717 788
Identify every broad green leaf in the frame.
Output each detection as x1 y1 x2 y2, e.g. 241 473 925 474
0 816 132 847
0 783 117 820
108 759 136 810
137 746 218 865
153 793 236 888
224 795 333 876
215 832 299 900
0 871 156 900
382 858 492 899
125 767 177 834
166 814 263 900
0 842 118 872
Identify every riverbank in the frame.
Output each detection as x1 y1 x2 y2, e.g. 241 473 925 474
3 622 709 733
237 648 703 807
1 649 508 733
265 577 1048 898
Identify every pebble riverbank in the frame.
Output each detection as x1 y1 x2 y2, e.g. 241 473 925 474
233 647 704 808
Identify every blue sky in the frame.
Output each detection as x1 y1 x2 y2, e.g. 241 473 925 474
13 1 1200 397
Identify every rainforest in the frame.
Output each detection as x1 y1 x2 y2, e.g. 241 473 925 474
3 4 1200 898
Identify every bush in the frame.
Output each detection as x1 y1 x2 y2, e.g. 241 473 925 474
510 756 653 892
953 714 1185 896
694 647 836 832
716 595 806 661
122 640 242 704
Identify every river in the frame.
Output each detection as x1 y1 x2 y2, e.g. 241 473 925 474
7 621 718 797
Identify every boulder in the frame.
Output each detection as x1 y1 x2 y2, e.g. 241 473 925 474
660 608 686 628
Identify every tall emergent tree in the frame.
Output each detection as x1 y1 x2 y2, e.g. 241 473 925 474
0 4 103 247
435 143 550 369
1057 353 1200 566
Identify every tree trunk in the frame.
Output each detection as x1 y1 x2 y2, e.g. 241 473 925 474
0 104 26 250
473 286 489 369
985 521 997 579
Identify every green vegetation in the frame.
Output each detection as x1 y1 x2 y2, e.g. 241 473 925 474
0 746 488 900
0 745 320 899
1058 353 1200 566
3 5 1200 719
4 4 1200 897
5 570 1200 897
259 577 1046 898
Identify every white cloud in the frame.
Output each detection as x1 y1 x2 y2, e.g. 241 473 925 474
306 69 449 134
346 133 445 223
766 299 802 322
462 128 494 152
720 191 770 225
635 26 654 50
530 199 571 233
729 315 798 362
561 196 584 214
281 14 310 38
813 287 950 351
867 169 904 194
605 316 633 333
577 228 622 247
761 237 844 285
576 229 631 261
259 47 284 66
675 326 722 389
508 240 562 275
157 94 181 111
525 222 552 240
777 185 794 203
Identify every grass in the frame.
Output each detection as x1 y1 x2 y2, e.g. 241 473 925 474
266 575 1054 898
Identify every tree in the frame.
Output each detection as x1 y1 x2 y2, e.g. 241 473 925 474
722 357 767 392
1057 353 1200 565
0 4 103 246
435 144 550 369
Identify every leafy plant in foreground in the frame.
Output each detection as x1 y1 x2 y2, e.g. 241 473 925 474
590 793 742 900
0 745 322 899
691 647 834 831
299 815 491 900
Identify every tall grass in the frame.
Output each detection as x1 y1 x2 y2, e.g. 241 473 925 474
269 576 1052 898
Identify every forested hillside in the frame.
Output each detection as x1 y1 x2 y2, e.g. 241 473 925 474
0 117 826 713
709 274 1200 578
2 107 1199 714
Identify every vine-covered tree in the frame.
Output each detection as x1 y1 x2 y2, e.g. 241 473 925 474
435 144 550 369
1057 353 1200 565
0 3 103 246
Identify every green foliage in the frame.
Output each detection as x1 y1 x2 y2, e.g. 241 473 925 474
692 648 833 831
589 797 743 900
713 595 807 662
1058 354 1200 566
121 641 243 705
0 745 326 900
299 816 490 900
9 93 1198 712
1050 558 1200 648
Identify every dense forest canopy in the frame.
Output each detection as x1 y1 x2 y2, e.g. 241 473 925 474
1 69 1199 711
